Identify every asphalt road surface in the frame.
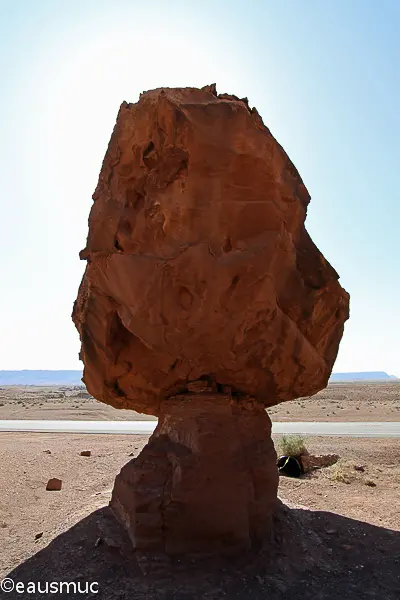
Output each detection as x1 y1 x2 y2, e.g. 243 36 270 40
0 420 399 437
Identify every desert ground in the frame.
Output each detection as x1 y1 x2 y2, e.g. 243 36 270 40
1 383 399 598
0 432 399 598
0 381 399 422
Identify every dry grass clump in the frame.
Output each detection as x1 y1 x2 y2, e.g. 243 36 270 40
327 460 354 484
278 435 307 458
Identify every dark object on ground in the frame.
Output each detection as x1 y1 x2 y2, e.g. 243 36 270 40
46 478 62 491
34 532 43 540
277 456 303 478
365 480 377 487
80 450 91 457
354 464 365 472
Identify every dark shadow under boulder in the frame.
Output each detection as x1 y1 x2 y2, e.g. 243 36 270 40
5 502 400 600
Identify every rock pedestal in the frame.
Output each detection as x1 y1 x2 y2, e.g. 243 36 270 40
110 394 278 555
73 84 350 557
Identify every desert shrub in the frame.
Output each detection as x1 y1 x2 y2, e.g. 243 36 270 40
328 461 353 484
278 435 307 458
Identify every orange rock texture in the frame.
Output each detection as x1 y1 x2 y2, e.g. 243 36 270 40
73 85 349 557
73 84 349 417
110 395 278 555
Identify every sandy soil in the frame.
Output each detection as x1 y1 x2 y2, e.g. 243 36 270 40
0 432 399 599
1 386 399 598
1 382 399 422
0 387 157 421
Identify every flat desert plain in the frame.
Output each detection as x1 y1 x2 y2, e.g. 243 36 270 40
0 381 399 422
0 382 399 598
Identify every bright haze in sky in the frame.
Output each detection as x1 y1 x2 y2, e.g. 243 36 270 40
0 0 399 375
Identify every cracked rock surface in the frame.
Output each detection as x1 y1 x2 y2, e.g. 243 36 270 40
73 84 349 557
72 84 349 416
110 394 278 556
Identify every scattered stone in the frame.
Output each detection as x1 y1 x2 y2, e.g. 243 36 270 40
326 529 336 535
43 450 51 454
342 544 353 550
95 537 102 547
128 452 134 456
35 532 43 540
80 450 91 457
354 464 365 472
365 480 376 487
46 478 62 491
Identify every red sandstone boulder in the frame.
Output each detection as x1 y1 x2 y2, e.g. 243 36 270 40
73 85 349 558
72 84 349 417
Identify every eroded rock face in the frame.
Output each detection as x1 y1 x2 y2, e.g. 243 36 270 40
300 453 339 473
110 394 278 555
72 84 349 557
72 84 349 416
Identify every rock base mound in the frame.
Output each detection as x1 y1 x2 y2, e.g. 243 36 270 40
110 394 278 556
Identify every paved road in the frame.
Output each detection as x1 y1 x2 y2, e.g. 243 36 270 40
0 420 399 437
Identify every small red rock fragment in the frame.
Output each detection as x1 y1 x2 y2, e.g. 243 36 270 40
46 478 62 491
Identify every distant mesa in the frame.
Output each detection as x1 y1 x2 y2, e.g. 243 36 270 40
329 371 398 382
0 370 83 386
0 370 397 385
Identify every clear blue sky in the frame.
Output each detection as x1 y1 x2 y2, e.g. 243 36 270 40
0 0 399 374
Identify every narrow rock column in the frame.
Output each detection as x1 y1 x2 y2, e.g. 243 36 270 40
110 394 278 556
